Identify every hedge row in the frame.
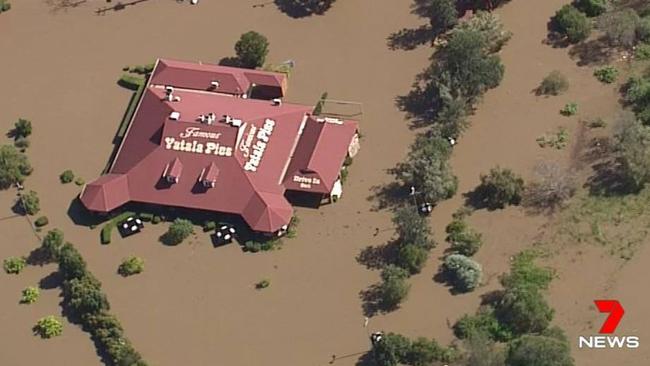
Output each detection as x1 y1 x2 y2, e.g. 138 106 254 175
100 211 135 244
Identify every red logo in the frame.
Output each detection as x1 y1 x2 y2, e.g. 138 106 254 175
595 300 625 334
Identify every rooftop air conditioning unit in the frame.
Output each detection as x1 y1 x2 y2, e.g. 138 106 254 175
165 86 174 94
210 81 220 89
231 118 243 127
169 111 181 121
272 98 282 106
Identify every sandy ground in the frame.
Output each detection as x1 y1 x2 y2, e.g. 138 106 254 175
0 0 647 365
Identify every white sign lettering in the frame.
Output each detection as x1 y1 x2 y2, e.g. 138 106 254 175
244 119 275 172
293 175 321 189
179 127 222 140
164 137 232 157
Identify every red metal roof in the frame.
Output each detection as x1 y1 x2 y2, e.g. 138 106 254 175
82 59 358 233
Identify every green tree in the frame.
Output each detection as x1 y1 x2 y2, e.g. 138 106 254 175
463 331 507 366
506 334 573 366
624 76 650 125
411 0 458 37
58 243 88 280
235 31 270 69
379 265 411 309
19 190 40 215
497 287 554 335
452 10 512 53
616 115 650 189
392 206 435 249
474 167 524 209
33 316 63 339
162 218 194 245
396 244 430 275
41 229 65 261
64 274 110 315
406 337 459 365
553 5 592 43
598 9 641 48
394 135 458 203
573 0 607 17
0 145 32 189
13 118 32 138
372 332 412 366
443 254 483 292
454 307 513 342
446 217 483 256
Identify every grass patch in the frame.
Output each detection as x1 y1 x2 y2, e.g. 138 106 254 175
536 127 569 149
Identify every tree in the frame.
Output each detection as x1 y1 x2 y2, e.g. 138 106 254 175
446 217 483 256
392 206 435 249
58 243 88 280
463 331 507 366
616 115 650 189
624 76 650 125
235 31 270 69
443 254 482 292
506 334 573 366
19 190 40 215
573 0 607 17
411 0 458 37
396 244 430 275
13 118 32 138
538 71 569 96
64 274 110 315
454 307 513 342
394 134 458 203
553 5 592 43
497 287 554 335
379 265 411 309
523 162 577 211
118 256 144 277
451 10 512 53
0 145 32 189
274 0 337 18
474 167 524 210
41 229 65 261
406 337 459 365
162 218 194 245
372 332 412 366
598 9 641 48
33 316 63 339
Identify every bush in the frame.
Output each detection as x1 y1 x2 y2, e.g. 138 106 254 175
598 9 641 48
100 224 113 244
573 0 607 17
3 256 26 274
524 162 577 211
445 217 483 256
594 66 618 84
64 274 110 315
118 256 144 277
162 219 194 245
636 43 650 60
244 240 262 252
454 308 513 342
501 251 554 292
378 265 411 309
41 229 65 261
14 136 30 150
34 216 49 227
14 118 32 138
624 76 650 124
451 10 512 53
138 212 154 222
118 74 145 91
202 220 216 232
588 117 607 128
255 279 270 289
536 127 569 149
33 316 63 339
474 167 524 209
396 244 430 275
234 31 270 69
21 286 40 304
59 170 74 184
58 243 89 280
392 206 435 250
130 63 155 75
507 334 574 366
19 190 40 215
286 214 300 238
443 254 482 292
637 17 650 43
313 91 328 116
74 177 85 186
538 71 569 96
560 102 578 116
0 145 32 189
616 115 650 189
553 5 592 43
372 332 460 366
152 215 162 224
0 1 10 12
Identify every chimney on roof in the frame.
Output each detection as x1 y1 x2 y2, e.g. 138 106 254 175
272 98 282 106
169 111 181 121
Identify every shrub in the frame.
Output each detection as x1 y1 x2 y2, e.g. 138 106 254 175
33 316 63 339
536 127 569 149
594 66 618 84
598 9 641 48
3 256 26 274
524 162 577 211
130 63 155 75
19 190 40 215
379 265 411 309
538 71 569 96
21 286 40 304
501 251 554 292
59 170 74 184
624 76 650 124
118 256 144 276
313 91 328 115
152 215 162 224
41 229 65 261
637 17 650 43
118 74 145 91
588 117 607 128
138 212 154 222
286 214 300 238
451 10 512 53
234 31 270 69
14 136 30 150
573 0 607 17
244 240 262 252
74 177 85 186
100 224 112 244
13 118 32 138
553 5 592 43
560 102 578 116
637 43 650 60
255 279 270 289
445 217 483 256
0 1 10 12
616 115 650 189
64 274 109 315
443 254 482 292
34 216 49 227
58 243 89 280
454 307 513 342
507 334 574 366
162 218 194 245
392 206 435 249
396 244 430 275
0 145 32 189
474 167 524 209
202 221 217 232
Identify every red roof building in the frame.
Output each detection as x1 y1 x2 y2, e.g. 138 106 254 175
80 58 359 234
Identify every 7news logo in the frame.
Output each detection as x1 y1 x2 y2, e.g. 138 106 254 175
578 300 640 349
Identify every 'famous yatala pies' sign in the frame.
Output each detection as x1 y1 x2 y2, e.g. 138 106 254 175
240 119 276 172
164 127 232 157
